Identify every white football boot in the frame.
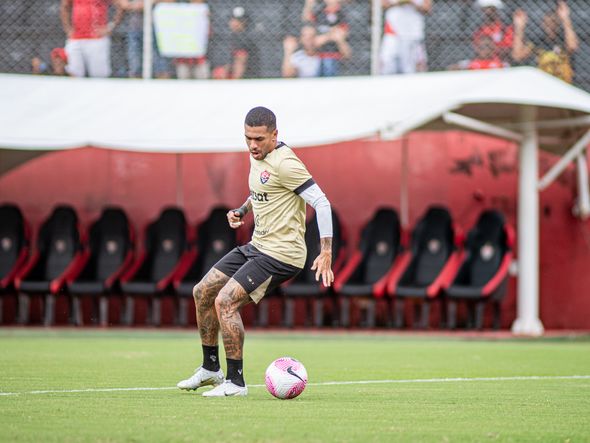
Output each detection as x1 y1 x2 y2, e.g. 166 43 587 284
176 366 225 391
202 380 248 397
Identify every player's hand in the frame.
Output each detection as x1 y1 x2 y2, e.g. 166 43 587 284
227 209 244 229
311 250 334 287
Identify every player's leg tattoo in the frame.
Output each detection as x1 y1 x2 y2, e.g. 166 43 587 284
193 268 230 346
215 279 251 360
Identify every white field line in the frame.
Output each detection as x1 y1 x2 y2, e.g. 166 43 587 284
1 375 589 397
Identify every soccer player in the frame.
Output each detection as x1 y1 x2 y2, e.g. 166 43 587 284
177 107 334 397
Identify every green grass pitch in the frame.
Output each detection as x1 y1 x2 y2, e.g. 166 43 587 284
1 328 589 442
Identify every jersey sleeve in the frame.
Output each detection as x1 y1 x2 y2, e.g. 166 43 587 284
278 157 314 194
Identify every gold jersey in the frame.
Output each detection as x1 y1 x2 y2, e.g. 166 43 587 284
248 143 313 268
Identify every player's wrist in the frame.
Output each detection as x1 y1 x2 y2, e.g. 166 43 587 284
234 204 249 219
319 236 332 252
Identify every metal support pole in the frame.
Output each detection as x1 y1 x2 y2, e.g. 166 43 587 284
142 0 154 80
176 154 184 207
442 112 524 142
400 137 409 228
538 129 590 191
575 152 590 219
370 0 382 76
512 106 544 336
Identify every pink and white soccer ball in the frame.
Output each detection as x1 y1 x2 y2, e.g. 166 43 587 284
265 357 308 399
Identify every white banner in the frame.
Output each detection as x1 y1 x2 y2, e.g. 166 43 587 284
153 3 209 58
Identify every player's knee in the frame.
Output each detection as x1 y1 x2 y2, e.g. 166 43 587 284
214 292 227 314
193 280 211 305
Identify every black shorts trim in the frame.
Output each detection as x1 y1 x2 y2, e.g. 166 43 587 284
213 244 301 303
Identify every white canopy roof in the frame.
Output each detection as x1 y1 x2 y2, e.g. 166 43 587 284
1 67 590 155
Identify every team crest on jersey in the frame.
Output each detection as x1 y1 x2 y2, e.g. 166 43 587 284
260 170 271 184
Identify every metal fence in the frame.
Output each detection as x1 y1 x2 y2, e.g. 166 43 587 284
1 0 588 90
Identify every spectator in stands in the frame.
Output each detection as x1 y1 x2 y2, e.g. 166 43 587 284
472 0 513 62
120 0 173 79
60 0 124 78
282 25 322 78
212 6 259 79
302 0 352 77
448 35 509 71
512 1 579 84
379 0 431 75
174 0 210 80
31 48 69 76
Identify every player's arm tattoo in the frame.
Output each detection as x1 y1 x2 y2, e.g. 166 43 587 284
240 197 253 217
232 197 252 219
195 268 230 346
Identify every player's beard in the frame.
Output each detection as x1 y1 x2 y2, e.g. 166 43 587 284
250 149 265 160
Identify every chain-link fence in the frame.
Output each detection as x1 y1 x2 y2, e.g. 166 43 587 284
1 0 588 90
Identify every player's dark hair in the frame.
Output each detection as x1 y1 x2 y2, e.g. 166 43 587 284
245 107 276 131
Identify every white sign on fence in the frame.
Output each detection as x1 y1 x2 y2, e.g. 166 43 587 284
153 3 209 58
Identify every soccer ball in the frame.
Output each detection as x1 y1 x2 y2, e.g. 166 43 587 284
265 357 308 399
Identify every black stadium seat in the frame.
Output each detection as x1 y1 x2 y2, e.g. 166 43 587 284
387 206 461 329
173 207 237 325
446 210 514 330
16 205 84 325
282 208 346 328
334 208 401 327
120 207 192 326
68 208 134 326
0 204 30 323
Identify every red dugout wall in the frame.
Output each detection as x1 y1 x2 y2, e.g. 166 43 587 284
1 131 588 329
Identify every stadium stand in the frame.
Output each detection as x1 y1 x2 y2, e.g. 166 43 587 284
334 208 401 328
68 207 134 326
0 204 29 324
15 205 84 325
386 206 461 329
446 209 514 330
173 206 237 326
282 208 346 328
2 1 589 91
120 207 192 326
